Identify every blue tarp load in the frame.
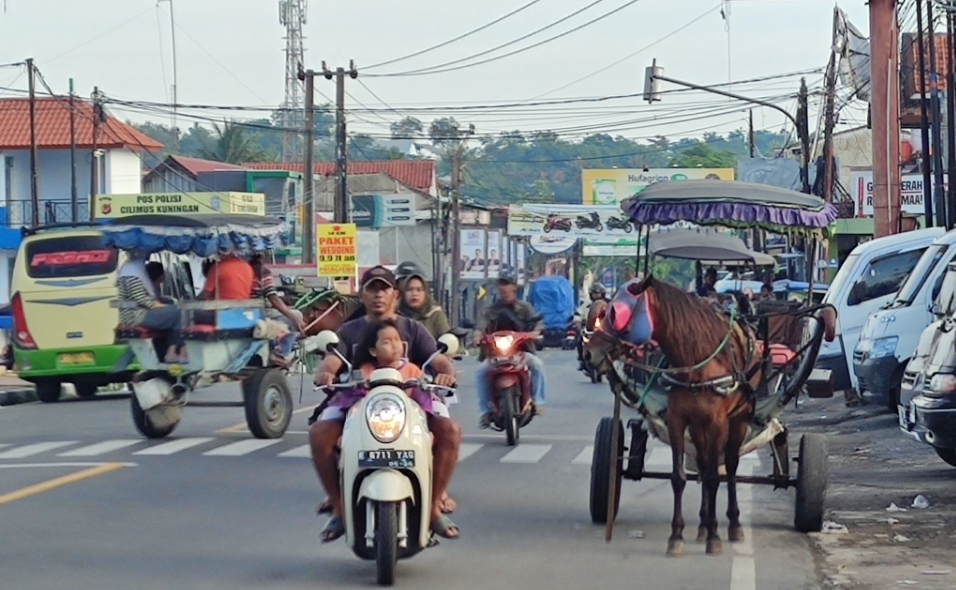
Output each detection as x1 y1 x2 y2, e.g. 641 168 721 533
99 214 287 257
529 276 574 329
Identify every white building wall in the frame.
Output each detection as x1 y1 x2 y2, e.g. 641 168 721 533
106 149 144 194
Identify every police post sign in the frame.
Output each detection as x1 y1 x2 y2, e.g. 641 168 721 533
317 223 357 277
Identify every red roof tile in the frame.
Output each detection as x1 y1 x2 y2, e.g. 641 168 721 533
244 160 436 193
0 97 163 152
901 33 951 100
169 155 245 177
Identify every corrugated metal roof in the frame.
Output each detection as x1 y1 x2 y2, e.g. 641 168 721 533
243 160 436 193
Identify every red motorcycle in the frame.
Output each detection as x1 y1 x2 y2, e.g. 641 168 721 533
543 214 572 233
480 331 537 445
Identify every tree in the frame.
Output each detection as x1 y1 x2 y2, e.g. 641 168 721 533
429 117 472 147
390 116 424 139
201 122 268 164
670 143 738 169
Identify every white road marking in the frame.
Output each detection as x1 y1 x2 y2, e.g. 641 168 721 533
278 444 312 458
58 440 141 457
463 433 593 442
730 459 757 590
457 443 483 462
500 444 552 464
0 441 78 459
133 438 214 456
572 446 593 465
202 440 281 456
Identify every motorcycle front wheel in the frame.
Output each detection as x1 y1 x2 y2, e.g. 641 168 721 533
503 387 520 446
544 225 552 233
595 222 604 232
623 222 633 233
375 501 398 586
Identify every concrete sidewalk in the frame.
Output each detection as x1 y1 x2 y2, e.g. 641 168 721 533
0 374 36 406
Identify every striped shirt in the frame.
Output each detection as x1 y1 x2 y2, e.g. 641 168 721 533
251 267 278 300
117 276 158 326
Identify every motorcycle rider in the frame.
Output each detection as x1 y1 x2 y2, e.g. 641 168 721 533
311 266 462 542
473 275 546 428
578 283 609 370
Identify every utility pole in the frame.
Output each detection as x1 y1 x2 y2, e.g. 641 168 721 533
298 67 315 264
69 77 78 223
929 0 948 228
918 0 934 226
869 0 902 237
448 124 475 326
748 109 755 158
322 60 358 224
90 87 103 222
947 9 956 229
26 58 39 228
822 6 840 204
797 78 811 195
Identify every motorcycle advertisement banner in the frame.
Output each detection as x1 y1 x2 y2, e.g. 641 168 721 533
529 234 577 255
459 229 487 280
486 231 503 276
581 168 734 205
507 204 639 239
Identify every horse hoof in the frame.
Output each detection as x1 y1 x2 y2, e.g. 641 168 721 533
728 526 745 543
706 538 723 555
667 539 685 557
696 526 707 543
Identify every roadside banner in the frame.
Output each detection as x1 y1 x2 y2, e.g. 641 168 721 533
516 242 527 285
487 231 503 276
851 170 948 216
582 168 734 205
356 230 380 268
529 234 576 254
351 193 417 227
460 229 486 280
508 204 638 240
95 192 265 218
582 238 642 257
317 223 357 277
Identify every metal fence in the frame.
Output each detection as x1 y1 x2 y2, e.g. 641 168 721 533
2 200 89 227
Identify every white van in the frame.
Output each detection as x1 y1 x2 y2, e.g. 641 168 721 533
815 228 945 394
853 230 956 409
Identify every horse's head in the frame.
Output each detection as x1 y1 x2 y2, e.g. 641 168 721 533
603 276 655 346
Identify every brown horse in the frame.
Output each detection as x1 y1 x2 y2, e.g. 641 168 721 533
300 291 362 336
621 276 760 556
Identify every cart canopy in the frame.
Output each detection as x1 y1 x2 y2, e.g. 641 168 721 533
100 214 287 257
647 229 775 266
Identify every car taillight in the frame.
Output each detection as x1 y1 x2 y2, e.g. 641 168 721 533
11 293 36 349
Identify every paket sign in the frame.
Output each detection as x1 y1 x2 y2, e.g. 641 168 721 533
95 192 265 218
317 223 357 278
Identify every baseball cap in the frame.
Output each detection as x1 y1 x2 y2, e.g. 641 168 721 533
496 274 517 286
361 265 398 289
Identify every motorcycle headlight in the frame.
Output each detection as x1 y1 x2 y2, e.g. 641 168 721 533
929 374 956 395
869 336 899 359
494 335 515 355
365 393 406 443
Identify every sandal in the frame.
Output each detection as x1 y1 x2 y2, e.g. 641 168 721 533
430 515 459 539
316 499 333 515
440 494 457 514
320 517 345 543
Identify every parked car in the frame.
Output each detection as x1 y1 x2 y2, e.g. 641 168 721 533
854 229 956 410
816 228 944 394
897 262 956 467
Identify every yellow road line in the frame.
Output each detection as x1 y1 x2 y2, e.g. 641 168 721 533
0 462 127 507
216 406 316 435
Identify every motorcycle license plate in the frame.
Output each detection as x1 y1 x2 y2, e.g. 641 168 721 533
358 450 415 468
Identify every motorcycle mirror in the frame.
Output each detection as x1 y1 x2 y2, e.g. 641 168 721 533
437 333 459 357
310 330 340 355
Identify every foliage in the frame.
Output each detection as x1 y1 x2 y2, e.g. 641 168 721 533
391 116 424 139
200 122 269 164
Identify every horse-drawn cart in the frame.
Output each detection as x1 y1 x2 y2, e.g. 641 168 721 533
586 180 839 553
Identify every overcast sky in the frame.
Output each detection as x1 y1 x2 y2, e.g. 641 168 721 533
0 0 872 143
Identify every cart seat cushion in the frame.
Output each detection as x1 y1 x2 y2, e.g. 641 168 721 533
115 325 161 339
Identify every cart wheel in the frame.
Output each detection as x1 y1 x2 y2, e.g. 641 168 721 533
74 383 99 399
590 417 623 524
130 393 178 439
794 433 828 533
375 501 398 586
933 447 956 468
243 369 293 439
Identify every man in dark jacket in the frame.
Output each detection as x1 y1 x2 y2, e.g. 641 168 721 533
472 275 546 428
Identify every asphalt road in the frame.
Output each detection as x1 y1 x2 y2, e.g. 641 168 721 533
0 350 821 590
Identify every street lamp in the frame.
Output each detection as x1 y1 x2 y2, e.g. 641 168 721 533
644 59 811 194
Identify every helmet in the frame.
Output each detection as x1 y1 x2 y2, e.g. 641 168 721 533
589 283 607 299
395 261 426 283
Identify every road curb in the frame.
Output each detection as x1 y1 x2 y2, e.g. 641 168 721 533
0 387 38 407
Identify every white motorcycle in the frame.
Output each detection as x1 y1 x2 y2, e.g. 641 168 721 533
308 330 459 586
